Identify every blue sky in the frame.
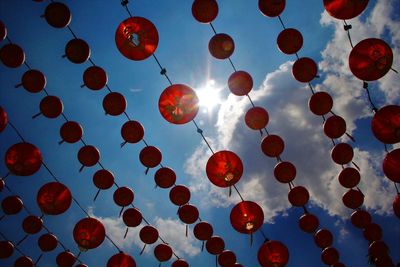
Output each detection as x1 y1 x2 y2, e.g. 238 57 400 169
0 0 399 266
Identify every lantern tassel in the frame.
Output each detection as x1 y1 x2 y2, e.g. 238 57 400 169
32 112 42 119
58 139 65 145
352 161 360 171
35 253 43 265
229 186 232 197
159 263 161 267
16 234 29 245
76 251 82 260
345 132 356 142
145 167 149 175
186 225 188 237
15 83 22 88
140 244 147 255
201 241 204 252
119 207 125 217
120 141 127 148
259 129 263 136
79 165 85 172
80 84 86 88
93 189 101 202
250 233 253 247
215 255 217 267
0 215 5 221
124 228 129 239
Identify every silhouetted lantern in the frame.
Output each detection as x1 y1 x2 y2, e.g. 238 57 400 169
73 217 106 250
139 146 162 174
375 256 395 267
123 208 142 238
342 188 364 209
314 229 333 249
115 17 159 61
299 213 319 233
38 233 58 252
6 142 42 176
169 185 191 206
56 251 76 267
76 264 89 267
258 0 286 17
382 148 400 183
292 57 318 83
113 186 134 215
0 43 25 68
34 95 63 119
228 71 253 96
349 38 393 81
103 92 127 116
0 106 7 132
37 182 72 215
324 115 346 139
16 69 46 93
206 150 243 188
64 39 90 64
0 21 6 41
93 169 114 201
363 223 382 242
393 194 400 218
139 225 158 254
338 167 360 188
77 145 100 172
321 247 339 265
193 221 213 243
323 0 369 20
0 240 14 259
245 107 269 130
158 84 199 124
1 195 23 215
261 134 285 158
368 240 389 260
192 0 218 23
218 250 237 267
371 105 400 144
82 66 108 90
331 263 346 267
206 236 225 255
172 259 189 267
288 186 309 207
44 2 71 28
22 215 43 234
274 161 296 183
308 91 333 116
277 28 303 54
107 252 136 267
209 33 235 59
59 121 83 144
331 143 353 165
257 240 289 267
178 204 199 225
230 201 264 234
350 210 371 229
154 244 173 264
121 120 145 146
14 256 33 267
154 167 176 189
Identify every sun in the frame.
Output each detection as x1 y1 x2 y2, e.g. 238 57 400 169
196 79 222 111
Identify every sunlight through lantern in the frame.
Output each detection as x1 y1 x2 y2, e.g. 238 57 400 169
382 148 400 183
245 107 269 131
93 169 115 200
0 43 25 68
218 250 237 267
206 150 243 188
103 92 127 116
5 142 42 176
158 84 199 124
274 161 296 184
37 182 72 215
154 244 173 265
121 120 145 146
228 71 253 96
192 0 219 23
350 210 371 229
193 221 213 250
349 38 393 81
22 215 43 235
314 229 333 249
0 21 6 41
44 2 71 28
73 217 106 250
308 91 333 116
324 115 346 139
363 223 382 242
14 256 33 267
393 194 400 218
1 195 23 215
77 145 100 172
172 259 189 267
154 167 176 188
0 106 7 132
371 105 400 144
59 121 83 144
209 33 235 59
107 252 136 267
0 240 14 259
323 0 369 20
64 39 90 64
115 17 159 61
261 135 285 158
288 186 310 207
35 95 63 119
56 251 76 267
139 146 162 174
257 240 289 267
277 28 303 55
342 188 364 209
38 233 58 252
113 186 134 216
82 66 108 90
230 201 264 234
206 236 225 255
169 185 191 206
338 167 360 188
331 143 353 165
258 0 286 17
299 213 319 233
16 69 46 93
292 57 318 83
139 225 159 254
122 208 142 238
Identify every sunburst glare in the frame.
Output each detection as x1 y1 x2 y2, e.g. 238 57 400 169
196 79 223 112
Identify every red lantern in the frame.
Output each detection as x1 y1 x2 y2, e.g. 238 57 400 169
38 233 58 252
382 148 400 183
77 145 100 171
292 57 318 83
14 256 33 267
230 201 264 234
321 247 339 265
323 0 369 20
83 66 108 90
393 194 400 218
107 252 136 267
37 182 72 215
308 91 333 116
314 229 333 249
0 106 7 132
154 244 173 263
368 240 389 259
209 33 235 59
22 215 43 234
288 186 310 207
277 28 303 55
5 142 42 176
172 259 189 267
0 179 4 192
64 39 90 64
103 92 127 116
257 240 289 267
178 204 199 224
76 264 89 267
115 17 159 61
1 195 23 215
299 213 319 233
16 69 46 93
193 221 213 241
331 143 353 165
113 186 134 207
258 0 286 17
169 185 191 206
363 223 382 242
245 106 269 130
93 169 115 190
59 121 83 144
375 256 395 267
274 161 296 183
0 21 6 41
44 2 71 28
331 263 346 267
56 251 76 267
38 95 64 118
158 84 199 124
192 0 218 23
371 105 400 144
73 217 106 250
218 250 237 267
139 225 159 244
324 115 346 139
121 120 145 145
338 167 360 188
206 236 225 255
342 188 364 209
206 150 243 188
228 71 253 96
0 43 25 68
0 240 14 259
350 210 371 229
261 134 285 158
139 146 162 170
154 167 176 188
123 208 143 228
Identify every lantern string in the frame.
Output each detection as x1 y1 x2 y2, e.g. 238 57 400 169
232 185 244 202
192 120 215 154
343 20 354 49
67 25 78 39
209 23 217 35
277 16 286 29
152 54 173 86
35 253 43 265
228 58 237 72
7 121 27 143
362 82 378 113
394 183 399 194
0 231 31 259
390 67 398 74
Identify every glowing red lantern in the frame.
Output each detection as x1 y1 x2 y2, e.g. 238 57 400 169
321 247 339 265
274 161 296 183
0 21 6 41
308 91 333 116
277 28 303 55
93 169 115 190
73 217 106 250
245 106 269 130
0 43 25 68
323 0 369 20
193 221 213 241
107 252 136 267
292 57 318 83
363 223 382 242
14 256 33 267
258 0 286 17
37 182 72 215
393 194 400 218
382 148 400 183
5 142 42 176
299 213 319 233
314 229 333 249
64 38 90 64
139 225 159 244
206 236 225 255
288 186 309 207
154 244 173 263
139 146 162 171
331 143 353 165
342 188 364 209
44 2 71 28
230 201 264 234
56 251 76 267
228 71 253 96
257 240 289 267
369 241 389 261
209 33 235 59
261 134 285 158
16 69 46 93
113 186 134 207
154 167 176 188
218 250 237 267
324 115 346 139
0 240 13 259
0 106 7 132
338 167 360 188
77 145 100 171
1 195 23 215
38 233 58 252
371 105 400 144
115 17 159 61
192 0 218 23
206 150 243 187
350 210 371 229
169 185 191 206
123 208 143 228
121 120 145 146
37 95 64 118
158 84 199 124
83 66 108 90
172 259 189 267
103 92 127 116
22 215 43 234
178 204 199 224
59 121 83 144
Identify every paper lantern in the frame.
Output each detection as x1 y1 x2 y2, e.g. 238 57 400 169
73 217 106 250
261 135 285 157
206 150 243 187
323 0 369 20
38 233 58 252
342 188 364 209
324 115 346 139
321 247 339 265
288 186 309 207
382 148 400 183
371 105 400 144
299 213 319 233
292 57 318 83
5 142 42 176
107 252 136 267
122 208 143 228
77 145 100 170
228 71 253 96
257 240 289 267
245 106 269 130
37 95 63 119
277 28 303 54
230 201 264 234
17 69 46 93
139 146 162 169
103 92 127 116
22 215 43 234
0 21 7 41
0 106 7 132
56 251 76 267
193 221 213 241
331 143 353 165
14 256 33 267
64 39 90 64
171 259 189 267
274 161 296 183
83 66 108 90
154 244 173 263
44 2 71 28
350 210 371 229
218 250 237 267
169 185 191 206
363 223 382 242
209 33 235 59
338 167 360 188
154 167 176 188
0 43 25 68
192 0 218 23
314 229 333 249
59 121 83 144
393 194 400 218
139 225 158 244
178 204 199 224
0 240 14 259
1 195 23 215
206 236 225 255
258 0 286 17
308 92 333 116
113 186 134 207
93 169 114 190
121 120 145 145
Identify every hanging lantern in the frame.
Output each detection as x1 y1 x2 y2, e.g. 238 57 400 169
38 233 58 252
139 225 159 254
44 2 71 28
230 201 264 234
218 250 237 267
37 182 72 215
0 43 25 68
158 84 199 124
331 143 354 165
59 121 83 144
113 186 134 215
154 244 173 264
5 142 42 176
228 71 253 96
64 39 90 64
258 0 286 17
178 204 199 224
314 229 333 249
103 92 127 116
321 247 340 265
169 185 191 206
0 21 6 41
82 66 108 90
22 215 43 234
277 28 303 55
14 256 34 267
371 105 400 144
292 57 318 83
363 223 382 242
323 0 369 20
382 148 400 183
274 161 296 184
1 195 23 215
257 240 289 267
375 256 395 267
205 236 225 255
0 240 14 259
245 106 269 130
350 210 371 229
56 251 76 267
299 213 319 233
107 252 136 267
93 169 115 190
288 186 310 207
193 221 213 241
323 115 346 139
154 167 176 188
206 150 243 188
209 33 235 59
261 134 285 158
139 146 162 173
0 106 7 132
121 120 145 146
393 194 400 218
77 145 100 171
342 188 364 209
172 259 189 267
122 208 143 238
308 91 333 116
16 69 46 93
338 167 360 188
34 95 64 119
73 217 106 250
115 17 159 61
192 0 218 23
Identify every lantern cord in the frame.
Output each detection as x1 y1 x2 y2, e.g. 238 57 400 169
120 0 133 17
209 23 217 35
259 228 269 241
105 84 113 93
35 253 43 265
352 161 360 171
0 231 31 258
105 234 123 253
330 138 335 148
307 83 316 94
1 172 9 180
250 233 253 247
215 255 218 267
140 244 147 255
123 111 131 121
119 207 125 217
384 144 389 153
294 52 300 60
7 121 27 142
124 228 129 239
93 189 101 202
192 120 215 154
201 241 205 251
152 54 173 86
186 225 188 237
363 82 378 113
345 132 356 143
67 25 79 39
229 186 232 197
278 16 286 29
394 183 399 194
343 20 354 49
232 185 245 202
16 234 29 246
228 57 237 72
246 94 256 108
390 67 398 74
